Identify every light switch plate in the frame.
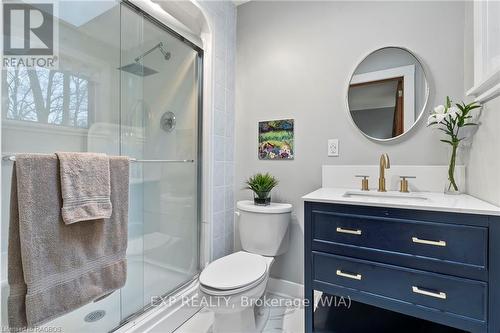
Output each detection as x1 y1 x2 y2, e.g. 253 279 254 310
328 139 339 156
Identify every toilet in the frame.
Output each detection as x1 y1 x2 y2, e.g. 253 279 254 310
199 200 292 333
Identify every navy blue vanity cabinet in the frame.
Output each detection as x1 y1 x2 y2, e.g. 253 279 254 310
304 201 500 333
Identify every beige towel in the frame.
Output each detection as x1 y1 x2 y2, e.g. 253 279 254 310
8 154 129 329
55 152 112 224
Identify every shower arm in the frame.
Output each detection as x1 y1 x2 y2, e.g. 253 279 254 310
134 42 170 63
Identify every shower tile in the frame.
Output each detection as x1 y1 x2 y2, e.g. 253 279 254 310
214 162 225 186
224 163 234 186
200 0 236 270
225 90 235 115
225 5 236 37
215 56 226 86
214 135 225 161
225 210 234 253
223 0 235 15
213 186 225 213
214 32 226 61
214 108 225 136
213 235 226 259
226 47 235 92
225 210 234 234
214 82 226 111
225 186 234 210
226 55 235 87
225 110 234 138
225 231 234 254
213 211 225 239
224 138 234 161
214 10 226 34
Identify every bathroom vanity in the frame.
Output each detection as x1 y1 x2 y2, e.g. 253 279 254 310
303 188 500 333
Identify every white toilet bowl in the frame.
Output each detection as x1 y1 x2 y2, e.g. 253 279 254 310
199 201 292 333
199 251 274 333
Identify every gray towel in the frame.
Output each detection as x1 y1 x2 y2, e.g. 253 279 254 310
8 154 129 329
55 152 112 224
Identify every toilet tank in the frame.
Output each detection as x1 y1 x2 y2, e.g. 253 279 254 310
236 200 292 256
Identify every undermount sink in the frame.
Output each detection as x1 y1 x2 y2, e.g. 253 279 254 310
343 190 429 201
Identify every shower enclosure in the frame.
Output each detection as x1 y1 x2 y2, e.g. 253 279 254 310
1 1 202 331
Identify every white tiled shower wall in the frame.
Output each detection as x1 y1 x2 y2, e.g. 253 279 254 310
197 1 237 260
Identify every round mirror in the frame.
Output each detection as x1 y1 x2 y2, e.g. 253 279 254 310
347 47 429 141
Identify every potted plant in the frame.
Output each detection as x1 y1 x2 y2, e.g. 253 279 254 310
245 173 279 206
427 96 480 194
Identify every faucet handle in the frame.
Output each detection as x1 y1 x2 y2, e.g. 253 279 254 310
355 175 370 191
399 176 416 193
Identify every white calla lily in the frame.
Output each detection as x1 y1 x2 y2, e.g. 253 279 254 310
427 115 437 125
433 105 445 114
428 113 447 125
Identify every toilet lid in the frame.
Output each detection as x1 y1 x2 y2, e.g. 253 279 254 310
199 251 267 290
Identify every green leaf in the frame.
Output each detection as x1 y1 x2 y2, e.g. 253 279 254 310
455 103 465 111
244 173 279 198
440 139 454 145
462 123 478 126
437 128 453 135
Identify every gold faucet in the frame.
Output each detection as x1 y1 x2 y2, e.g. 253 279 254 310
378 153 390 192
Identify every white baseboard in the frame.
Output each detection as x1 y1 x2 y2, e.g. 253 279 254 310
267 278 304 299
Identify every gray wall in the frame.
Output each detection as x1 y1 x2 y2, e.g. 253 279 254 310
235 1 466 283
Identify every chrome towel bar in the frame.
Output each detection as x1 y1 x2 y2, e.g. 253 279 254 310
2 154 194 163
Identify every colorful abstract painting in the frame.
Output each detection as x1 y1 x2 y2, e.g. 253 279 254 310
258 119 294 160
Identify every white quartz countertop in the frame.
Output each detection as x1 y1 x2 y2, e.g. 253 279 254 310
302 188 500 216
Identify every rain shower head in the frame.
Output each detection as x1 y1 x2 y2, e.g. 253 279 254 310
118 63 158 77
118 42 170 77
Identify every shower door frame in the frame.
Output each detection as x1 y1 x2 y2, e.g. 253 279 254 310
116 0 204 329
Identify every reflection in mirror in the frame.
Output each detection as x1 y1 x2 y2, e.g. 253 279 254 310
347 47 428 140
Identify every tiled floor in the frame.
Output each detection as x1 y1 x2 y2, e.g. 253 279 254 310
174 293 304 333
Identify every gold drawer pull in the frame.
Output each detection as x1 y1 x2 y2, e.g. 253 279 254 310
412 237 446 247
336 269 362 280
412 286 447 300
336 227 362 235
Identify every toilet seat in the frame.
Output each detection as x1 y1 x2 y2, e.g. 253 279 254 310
199 273 267 296
199 251 268 296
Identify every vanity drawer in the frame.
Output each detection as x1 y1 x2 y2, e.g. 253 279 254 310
312 210 487 269
313 252 487 321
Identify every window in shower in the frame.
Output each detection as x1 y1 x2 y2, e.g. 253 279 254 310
3 67 93 128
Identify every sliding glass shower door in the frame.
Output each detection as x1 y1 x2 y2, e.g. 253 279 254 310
1 1 202 331
118 2 201 319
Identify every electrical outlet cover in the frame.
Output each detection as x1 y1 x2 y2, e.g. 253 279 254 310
328 139 339 156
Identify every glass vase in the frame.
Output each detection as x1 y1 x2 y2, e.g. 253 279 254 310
445 143 461 195
254 192 271 206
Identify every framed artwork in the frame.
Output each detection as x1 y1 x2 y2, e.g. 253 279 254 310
258 119 294 160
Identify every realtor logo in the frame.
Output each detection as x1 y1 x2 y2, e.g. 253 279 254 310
2 2 58 68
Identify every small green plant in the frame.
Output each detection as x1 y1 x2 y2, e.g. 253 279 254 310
245 173 279 205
